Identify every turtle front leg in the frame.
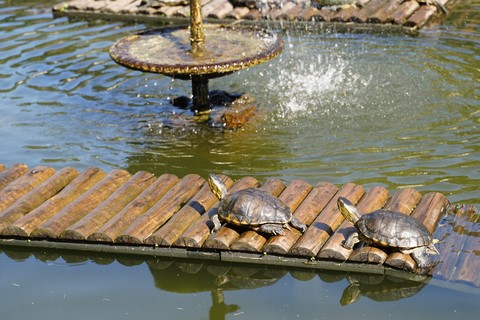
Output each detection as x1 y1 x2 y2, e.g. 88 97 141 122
211 214 222 233
342 231 360 250
258 224 286 236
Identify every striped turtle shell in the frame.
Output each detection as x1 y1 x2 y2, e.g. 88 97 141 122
356 210 432 249
218 188 292 226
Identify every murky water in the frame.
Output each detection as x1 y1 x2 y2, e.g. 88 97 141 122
0 0 479 319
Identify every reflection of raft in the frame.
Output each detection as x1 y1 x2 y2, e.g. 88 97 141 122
0 163 476 286
53 0 454 31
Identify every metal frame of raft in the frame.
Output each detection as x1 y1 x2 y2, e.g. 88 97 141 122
52 0 455 31
0 163 455 280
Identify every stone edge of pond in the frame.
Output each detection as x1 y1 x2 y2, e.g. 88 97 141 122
50 0 459 35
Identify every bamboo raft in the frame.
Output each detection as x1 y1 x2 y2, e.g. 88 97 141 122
0 162 477 287
52 0 454 31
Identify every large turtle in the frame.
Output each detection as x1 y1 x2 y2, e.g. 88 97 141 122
208 174 307 235
337 197 439 269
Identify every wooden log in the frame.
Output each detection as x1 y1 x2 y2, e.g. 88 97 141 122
411 192 449 233
158 5 183 16
59 171 156 241
1 167 106 237
289 183 365 257
204 177 285 251
121 0 143 14
404 5 437 28
384 252 416 271
115 174 205 244
176 177 259 248
0 167 79 227
144 175 234 246
350 188 421 265
87 173 179 243
230 178 308 252
391 0 420 25
103 0 133 14
0 164 4 172
0 163 28 191
350 0 386 23
318 186 389 261
0 166 56 212
385 187 421 214
367 0 402 23
263 182 339 255
30 169 131 239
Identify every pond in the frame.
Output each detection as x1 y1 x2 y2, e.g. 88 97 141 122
0 0 479 319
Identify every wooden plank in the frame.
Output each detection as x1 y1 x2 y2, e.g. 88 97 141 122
230 178 309 252
59 171 156 241
318 186 390 261
263 181 339 255
87 173 180 243
278 5 303 21
404 5 437 28
1 167 106 237
391 0 420 25
350 188 421 265
144 175 234 246
269 2 296 20
289 183 365 257
30 169 131 239
176 176 259 248
0 166 56 212
0 167 79 227
0 163 29 191
115 174 205 244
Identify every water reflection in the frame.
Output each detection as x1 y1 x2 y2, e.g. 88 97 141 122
0 245 435 317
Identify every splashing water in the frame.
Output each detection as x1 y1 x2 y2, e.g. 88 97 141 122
266 52 370 118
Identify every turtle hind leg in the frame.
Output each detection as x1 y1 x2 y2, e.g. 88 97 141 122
258 224 286 236
290 216 307 233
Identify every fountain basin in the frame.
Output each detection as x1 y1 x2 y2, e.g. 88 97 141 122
109 24 284 80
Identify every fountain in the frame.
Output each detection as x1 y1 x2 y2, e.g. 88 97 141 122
109 0 284 119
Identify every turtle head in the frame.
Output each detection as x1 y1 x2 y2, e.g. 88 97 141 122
208 173 228 200
337 197 361 224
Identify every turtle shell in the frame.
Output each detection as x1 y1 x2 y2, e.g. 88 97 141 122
218 188 292 226
356 210 432 249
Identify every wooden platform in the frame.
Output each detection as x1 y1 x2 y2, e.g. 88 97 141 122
52 0 454 31
0 162 476 287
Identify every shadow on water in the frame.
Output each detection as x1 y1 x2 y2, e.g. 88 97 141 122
0 245 433 319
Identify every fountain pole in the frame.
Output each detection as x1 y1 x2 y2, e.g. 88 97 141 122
189 0 210 112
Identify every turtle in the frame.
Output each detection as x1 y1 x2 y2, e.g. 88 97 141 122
208 174 307 235
337 197 439 270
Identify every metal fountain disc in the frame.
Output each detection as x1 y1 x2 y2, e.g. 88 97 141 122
109 24 284 80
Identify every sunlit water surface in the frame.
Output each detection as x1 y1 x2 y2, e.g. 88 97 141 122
0 0 479 319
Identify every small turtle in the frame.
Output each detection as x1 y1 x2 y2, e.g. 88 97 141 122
337 197 439 270
208 174 307 235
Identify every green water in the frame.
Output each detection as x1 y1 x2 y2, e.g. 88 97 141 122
0 0 479 319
